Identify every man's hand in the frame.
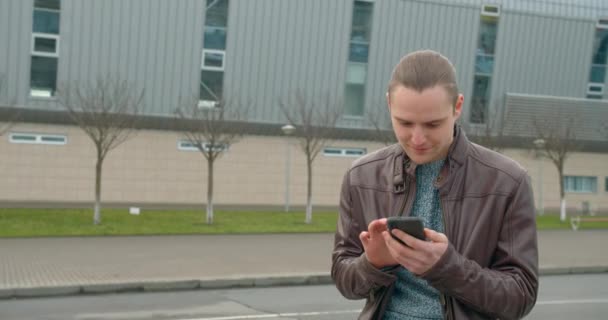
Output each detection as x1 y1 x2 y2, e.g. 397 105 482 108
359 219 398 269
382 228 448 275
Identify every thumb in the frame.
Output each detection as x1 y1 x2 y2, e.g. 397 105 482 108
359 231 370 245
424 228 448 243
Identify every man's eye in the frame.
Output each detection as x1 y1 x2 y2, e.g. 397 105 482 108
427 122 440 128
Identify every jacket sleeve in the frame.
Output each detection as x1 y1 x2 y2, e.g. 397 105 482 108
421 172 539 320
331 170 398 300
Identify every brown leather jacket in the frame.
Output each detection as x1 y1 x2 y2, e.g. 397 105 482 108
331 126 538 319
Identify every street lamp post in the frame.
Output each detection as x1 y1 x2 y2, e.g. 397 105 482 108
281 124 296 212
533 138 546 215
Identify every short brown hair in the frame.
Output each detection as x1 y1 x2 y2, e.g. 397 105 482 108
387 50 459 106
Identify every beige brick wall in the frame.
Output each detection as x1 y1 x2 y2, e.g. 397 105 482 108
1 123 607 212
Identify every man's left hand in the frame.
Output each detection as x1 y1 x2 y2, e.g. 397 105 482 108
382 228 449 275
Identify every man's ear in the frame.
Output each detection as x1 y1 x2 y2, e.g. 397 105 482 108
454 94 464 118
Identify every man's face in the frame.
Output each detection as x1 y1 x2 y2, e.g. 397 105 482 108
387 85 463 165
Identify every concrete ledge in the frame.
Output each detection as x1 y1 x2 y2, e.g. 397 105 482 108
82 282 143 294
0 288 14 299
2 267 608 300
540 265 608 276
13 285 80 298
142 280 200 292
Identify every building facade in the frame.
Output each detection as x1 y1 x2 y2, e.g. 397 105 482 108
1 0 607 212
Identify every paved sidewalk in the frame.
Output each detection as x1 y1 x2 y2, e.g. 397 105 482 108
1 230 607 299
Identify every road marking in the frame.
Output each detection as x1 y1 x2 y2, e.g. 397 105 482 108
179 309 361 320
537 298 608 305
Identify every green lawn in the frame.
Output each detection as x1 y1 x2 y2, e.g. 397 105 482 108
0 208 338 237
536 213 608 230
0 208 606 237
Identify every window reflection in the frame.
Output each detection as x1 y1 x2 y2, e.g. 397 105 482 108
204 27 227 50
200 70 223 101
30 56 58 95
475 54 494 74
33 10 60 34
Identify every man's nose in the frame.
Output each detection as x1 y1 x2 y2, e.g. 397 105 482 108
411 127 426 145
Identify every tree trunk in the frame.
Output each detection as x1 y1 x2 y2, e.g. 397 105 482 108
94 156 103 225
560 198 567 222
305 157 312 224
206 159 214 224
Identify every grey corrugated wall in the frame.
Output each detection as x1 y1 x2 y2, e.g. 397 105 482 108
1 0 607 131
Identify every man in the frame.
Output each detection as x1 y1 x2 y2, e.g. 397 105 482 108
331 50 538 319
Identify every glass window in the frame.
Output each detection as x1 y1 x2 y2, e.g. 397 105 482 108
203 26 227 50
478 18 498 55
323 147 367 157
9 133 66 145
34 0 60 10
590 65 606 83
205 0 229 28
203 51 224 69
592 29 608 65
345 83 365 116
351 1 373 42
200 70 223 101
564 176 597 193
349 43 369 63
10 134 37 143
178 140 227 152
33 36 58 54
40 135 66 144
605 177 608 192
33 9 60 34
30 56 58 96
470 75 491 124
475 53 494 74
346 63 366 84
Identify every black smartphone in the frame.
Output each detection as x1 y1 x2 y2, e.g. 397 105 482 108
386 217 426 244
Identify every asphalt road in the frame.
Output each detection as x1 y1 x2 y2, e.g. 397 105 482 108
1 274 607 320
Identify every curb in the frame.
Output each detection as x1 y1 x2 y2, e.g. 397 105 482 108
0 268 605 300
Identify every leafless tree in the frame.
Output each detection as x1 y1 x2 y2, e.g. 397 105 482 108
279 91 342 224
366 103 396 146
57 76 144 225
174 98 247 224
531 111 582 222
461 105 506 153
0 73 20 136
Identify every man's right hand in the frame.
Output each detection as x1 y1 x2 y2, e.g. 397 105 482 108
359 218 399 269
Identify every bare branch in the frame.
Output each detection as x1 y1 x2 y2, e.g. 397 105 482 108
279 91 342 163
279 90 342 224
366 102 396 146
531 107 582 221
56 75 143 225
462 103 506 152
57 76 143 160
174 96 247 161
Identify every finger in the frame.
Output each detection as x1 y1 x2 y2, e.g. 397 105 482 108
424 228 448 243
391 228 424 249
368 219 388 235
383 231 420 265
359 231 370 245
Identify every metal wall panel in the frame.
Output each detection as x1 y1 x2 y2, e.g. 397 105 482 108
2 0 607 131
225 0 352 123
360 0 479 129
490 11 594 122
21 0 203 116
0 0 33 107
